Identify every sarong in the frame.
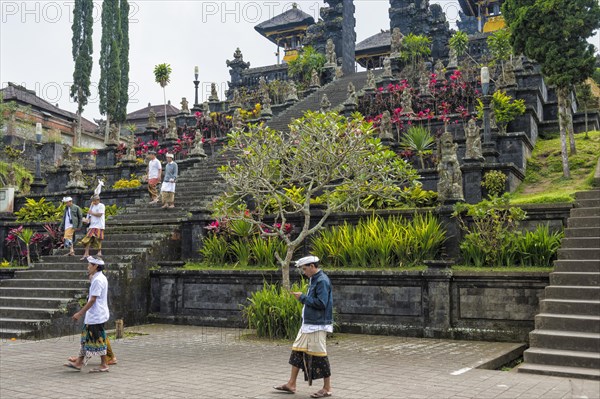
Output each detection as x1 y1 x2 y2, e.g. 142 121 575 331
289 330 331 385
63 227 75 248
79 228 104 249
79 323 107 361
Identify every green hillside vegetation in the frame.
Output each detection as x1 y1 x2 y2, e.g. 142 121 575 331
510 131 600 204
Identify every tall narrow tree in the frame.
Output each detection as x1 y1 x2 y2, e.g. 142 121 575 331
153 63 172 128
70 0 94 147
114 0 130 136
503 0 600 178
99 0 122 144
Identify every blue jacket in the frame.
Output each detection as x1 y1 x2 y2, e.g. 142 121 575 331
299 270 333 325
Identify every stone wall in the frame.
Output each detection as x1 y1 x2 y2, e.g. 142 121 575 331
149 268 549 342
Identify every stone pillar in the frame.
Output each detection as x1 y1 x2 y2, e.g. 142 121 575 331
341 0 356 75
461 159 484 204
423 267 452 338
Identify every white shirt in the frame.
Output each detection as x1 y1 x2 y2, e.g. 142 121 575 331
84 271 110 325
88 203 105 230
148 158 162 179
64 207 73 230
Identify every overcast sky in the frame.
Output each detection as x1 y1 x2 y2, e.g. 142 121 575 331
1 0 599 123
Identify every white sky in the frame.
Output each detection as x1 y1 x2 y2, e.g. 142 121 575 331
1 0 599 122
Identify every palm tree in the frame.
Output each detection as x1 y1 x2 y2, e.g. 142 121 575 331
153 63 172 128
400 126 434 170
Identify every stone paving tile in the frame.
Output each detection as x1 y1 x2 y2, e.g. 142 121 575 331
1 324 600 399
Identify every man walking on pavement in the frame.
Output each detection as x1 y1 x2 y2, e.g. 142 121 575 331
274 255 334 398
146 151 162 204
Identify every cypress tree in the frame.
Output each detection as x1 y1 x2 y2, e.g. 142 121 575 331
99 0 122 143
70 0 94 147
115 0 129 127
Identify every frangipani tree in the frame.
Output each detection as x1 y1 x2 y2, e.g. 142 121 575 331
214 111 419 288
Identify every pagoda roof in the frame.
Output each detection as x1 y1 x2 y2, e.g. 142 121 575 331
254 5 315 42
355 30 391 54
126 102 180 121
1 82 97 133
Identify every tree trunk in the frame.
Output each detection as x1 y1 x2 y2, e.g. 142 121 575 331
104 114 111 144
584 108 589 139
76 111 82 147
557 88 571 179
163 87 168 129
566 91 576 155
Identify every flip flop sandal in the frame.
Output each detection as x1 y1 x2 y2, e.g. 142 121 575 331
310 391 333 398
63 362 81 371
273 385 296 394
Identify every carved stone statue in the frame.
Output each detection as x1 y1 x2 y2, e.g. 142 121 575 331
448 47 458 69
325 38 337 66
382 57 393 78
108 123 119 144
258 76 269 97
6 164 16 187
390 27 404 58
232 108 243 130
209 83 219 102
61 144 74 168
166 118 178 140
285 82 299 103
310 69 321 88
434 59 445 78
180 97 190 114
335 66 344 79
378 110 394 140
66 160 87 190
366 70 376 91
464 119 483 159
229 89 242 109
419 69 430 95
189 129 207 157
122 134 137 161
260 93 273 117
500 60 517 88
320 94 331 112
401 89 414 114
147 109 158 129
437 130 464 203
343 82 358 106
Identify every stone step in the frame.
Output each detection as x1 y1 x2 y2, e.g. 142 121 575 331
549 272 600 286
529 329 600 352
571 207 600 217
535 313 600 333
544 285 600 300
568 216 600 229
558 248 600 260
14 270 87 279
576 198 600 208
101 233 167 241
0 287 86 298
554 259 600 272
518 363 600 380
565 227 600 238
106 225 180 233
30 262 128 271
575 190 600 201
0 296 73 309
0 306 63 320
39 254 136 262
523 347 600 370
0 279 89 289
0 328 34 340
108 217 187 225
0 317 51 331
560 237 600 249
540 298 600 315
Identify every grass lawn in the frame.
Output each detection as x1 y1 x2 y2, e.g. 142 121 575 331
510 131 600 204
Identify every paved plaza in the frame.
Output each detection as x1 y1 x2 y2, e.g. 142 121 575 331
1 324 599 399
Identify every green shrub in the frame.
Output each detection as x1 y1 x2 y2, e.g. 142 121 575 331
482 170 507 198
242 279 307 339
311 213 446 268
516 225 563 267
15 198 65 222
199 235 229 264
249 236 286 267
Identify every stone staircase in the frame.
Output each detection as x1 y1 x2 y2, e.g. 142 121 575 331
0 156 227 339
519 189 600 380
266 70 382 132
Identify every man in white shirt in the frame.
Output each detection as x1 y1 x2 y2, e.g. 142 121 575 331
79 195 105 260
146 151 162 204
64 256 110 373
